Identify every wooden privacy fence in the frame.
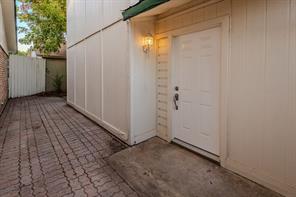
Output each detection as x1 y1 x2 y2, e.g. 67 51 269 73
9 55 46 98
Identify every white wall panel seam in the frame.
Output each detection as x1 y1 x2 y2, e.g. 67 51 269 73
287 0 296 189
127 20 132 143
101 30 104 120
84 41 87 111
74 47 76 105
129 21 135 144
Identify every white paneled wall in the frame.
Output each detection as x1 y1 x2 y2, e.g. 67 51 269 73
155 0 296 195
228 0 296 195
66 0 130 141
9 55 46 98
66 0 129 47
67 0 158 144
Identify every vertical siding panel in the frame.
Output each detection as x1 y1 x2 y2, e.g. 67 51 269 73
10 57 13 98
35 59 38 94
85 0 102 38
228 0 247 164
16 57 19 97
85 33 102 119
28 58 30 95
263 0 290 183
33 58 36 95
15 56 19 97
14 57 17 97
20 57 23 96
32 58 35 95
102 21 129 136
31 58 35 95
24 57 27 96
37 60 40 93
11 57 13 98
25 58 28 95
75 0 85 42
28 58 31 95
26 57 29 96
8 57 11 98
66 0 74 46
38 59 46 94
20 58 23 96
67 47 75 103
36 60 39 94
243 0 266 171
287 0 296 190
32 58 36 95
15 57 18 97
11 56 13 98
75 42 86 109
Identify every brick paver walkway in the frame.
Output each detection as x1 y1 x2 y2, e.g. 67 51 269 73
0 96 138 197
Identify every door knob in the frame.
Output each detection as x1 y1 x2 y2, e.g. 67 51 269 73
174 93 179 110
174 93 179 101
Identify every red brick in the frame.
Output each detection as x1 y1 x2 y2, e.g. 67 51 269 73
0 47 8 114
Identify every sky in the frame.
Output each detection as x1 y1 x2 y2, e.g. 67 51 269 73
16 0 31 52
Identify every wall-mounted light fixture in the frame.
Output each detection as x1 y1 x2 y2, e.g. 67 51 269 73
143 34 153 53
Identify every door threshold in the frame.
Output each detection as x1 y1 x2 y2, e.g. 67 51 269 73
172 138 220 163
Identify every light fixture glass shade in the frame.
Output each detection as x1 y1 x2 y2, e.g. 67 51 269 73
143 34 153 53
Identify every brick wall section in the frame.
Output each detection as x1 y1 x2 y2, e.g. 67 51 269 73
0 46 8 114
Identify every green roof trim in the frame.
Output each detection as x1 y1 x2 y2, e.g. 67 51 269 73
122 0 170 21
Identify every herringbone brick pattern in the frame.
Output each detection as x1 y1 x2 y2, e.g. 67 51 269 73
0 96 138 197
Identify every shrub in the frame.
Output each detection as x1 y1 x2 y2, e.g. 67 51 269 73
52 73 63 93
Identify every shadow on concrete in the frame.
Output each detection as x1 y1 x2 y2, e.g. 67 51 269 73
108 137 282 197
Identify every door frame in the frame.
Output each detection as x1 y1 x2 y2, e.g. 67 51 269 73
155 16 230 166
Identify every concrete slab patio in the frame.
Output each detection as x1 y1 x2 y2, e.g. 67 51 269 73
0 96 137 197
108 138 282 197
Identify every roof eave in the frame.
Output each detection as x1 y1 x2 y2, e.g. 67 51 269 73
122 0 170 21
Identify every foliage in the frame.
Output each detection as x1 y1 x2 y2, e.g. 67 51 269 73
52 73 64 93
17 0 66 54
17 50 29 56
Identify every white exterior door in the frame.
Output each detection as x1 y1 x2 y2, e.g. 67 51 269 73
173 27 221 156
